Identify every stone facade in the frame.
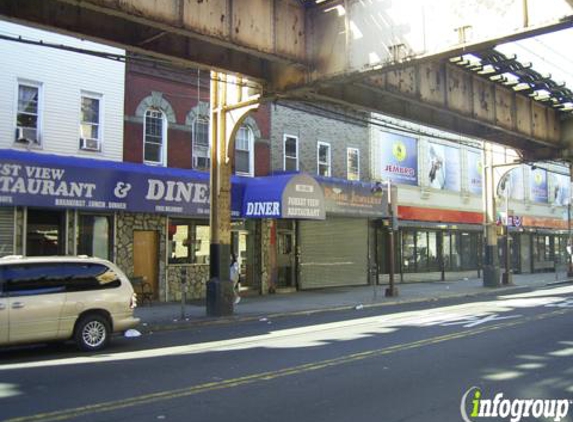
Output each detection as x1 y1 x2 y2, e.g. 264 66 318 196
115 212 167 299
270 103 370 181
166 264 210 301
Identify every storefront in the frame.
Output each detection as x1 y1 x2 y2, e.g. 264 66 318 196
240 173 327 292
378 206 484 283
510 216 570 274
298 177 390 289
0 149 247 301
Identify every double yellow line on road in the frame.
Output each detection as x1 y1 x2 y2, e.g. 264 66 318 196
7 308 570 422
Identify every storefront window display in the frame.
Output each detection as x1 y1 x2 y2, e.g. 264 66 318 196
168 219 210 264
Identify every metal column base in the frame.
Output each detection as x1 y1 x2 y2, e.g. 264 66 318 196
502 272 514 285
205 278 234 317
206 243 234 317
483 265 501 288
385 287 399 297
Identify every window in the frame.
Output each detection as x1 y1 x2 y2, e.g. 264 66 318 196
427 231 439 271
77 215 113 260
80 94 102 151
460 232 479 270
235 126 254 176
16 82 41 145
193 117 210 171
2 263 120 297
284 135 299 171
144 108 166 165
317 142 331 177
402 231 416 273
347 148 360 181
26 209 65 256
168 220 210 264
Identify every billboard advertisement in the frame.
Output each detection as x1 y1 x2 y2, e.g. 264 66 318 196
424 142 461 192
376 131 418 186
551 173 570 206
467 150 483 195
530 167 548 203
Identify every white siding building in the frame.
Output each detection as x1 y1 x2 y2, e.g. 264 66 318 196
0 21 125 259
0 21 125 160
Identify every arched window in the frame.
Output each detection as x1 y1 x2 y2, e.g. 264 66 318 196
235 125 254 176
144 107 166 165
193 116 210 171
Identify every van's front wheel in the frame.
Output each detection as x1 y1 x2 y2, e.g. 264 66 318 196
74 314 111 352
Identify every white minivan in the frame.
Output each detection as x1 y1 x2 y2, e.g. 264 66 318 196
0 256 140 351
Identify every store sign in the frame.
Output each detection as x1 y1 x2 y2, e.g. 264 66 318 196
376 131 418 186
424 142 461 191
530 167 548 203
0 152 242 216
243 174 325 219
319 179 389 217
496 213 522 227
467 150 483 195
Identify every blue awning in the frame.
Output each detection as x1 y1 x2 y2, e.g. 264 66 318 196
0 149 244 217
241 173 325 219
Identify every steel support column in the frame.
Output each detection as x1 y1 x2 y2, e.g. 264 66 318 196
483 144 500 287
207 72 260 317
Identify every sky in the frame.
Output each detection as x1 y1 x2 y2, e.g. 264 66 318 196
496 28 573 98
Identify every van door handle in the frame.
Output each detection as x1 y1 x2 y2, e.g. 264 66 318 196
11 302 24 309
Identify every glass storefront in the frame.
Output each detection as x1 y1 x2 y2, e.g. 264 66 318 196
400 229 481 274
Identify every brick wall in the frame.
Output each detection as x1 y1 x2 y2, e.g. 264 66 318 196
269 103 370 180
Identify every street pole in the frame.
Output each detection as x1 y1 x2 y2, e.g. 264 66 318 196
568 162 573 278
206 72 260 317
568 199 573 277
502 177 513 285
386 181 398 297
482 144 501 287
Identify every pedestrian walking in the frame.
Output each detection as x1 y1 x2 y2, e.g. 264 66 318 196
230 253 241 304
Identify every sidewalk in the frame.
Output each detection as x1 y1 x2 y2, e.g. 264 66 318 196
134 272 573 333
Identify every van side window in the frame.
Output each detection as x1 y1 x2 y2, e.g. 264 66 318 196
1 263 121 297
64 264 121 292
3 264 67 296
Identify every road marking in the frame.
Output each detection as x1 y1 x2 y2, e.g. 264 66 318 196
545 297 573 308
5 308 571 422
439 313 522 328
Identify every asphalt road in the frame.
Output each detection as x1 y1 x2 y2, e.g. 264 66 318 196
2 284 573 422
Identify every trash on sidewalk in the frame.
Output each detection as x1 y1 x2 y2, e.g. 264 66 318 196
355 304 364 310
124 329 142 338
259 317 268 322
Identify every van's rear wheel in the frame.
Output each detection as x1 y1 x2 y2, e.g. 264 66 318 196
74 314 110 352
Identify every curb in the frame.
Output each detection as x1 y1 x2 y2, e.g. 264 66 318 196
136 279 573 334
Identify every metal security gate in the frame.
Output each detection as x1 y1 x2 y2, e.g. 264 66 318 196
0 207 14 257
298 218 368 289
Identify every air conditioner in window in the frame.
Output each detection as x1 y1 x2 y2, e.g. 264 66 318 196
15 127 39 144
80 137 101 151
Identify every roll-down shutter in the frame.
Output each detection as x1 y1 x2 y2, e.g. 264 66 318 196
299 218 368 289
0 208 14 257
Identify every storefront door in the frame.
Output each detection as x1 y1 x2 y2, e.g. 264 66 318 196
277 221 296 289
133 230 159 299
